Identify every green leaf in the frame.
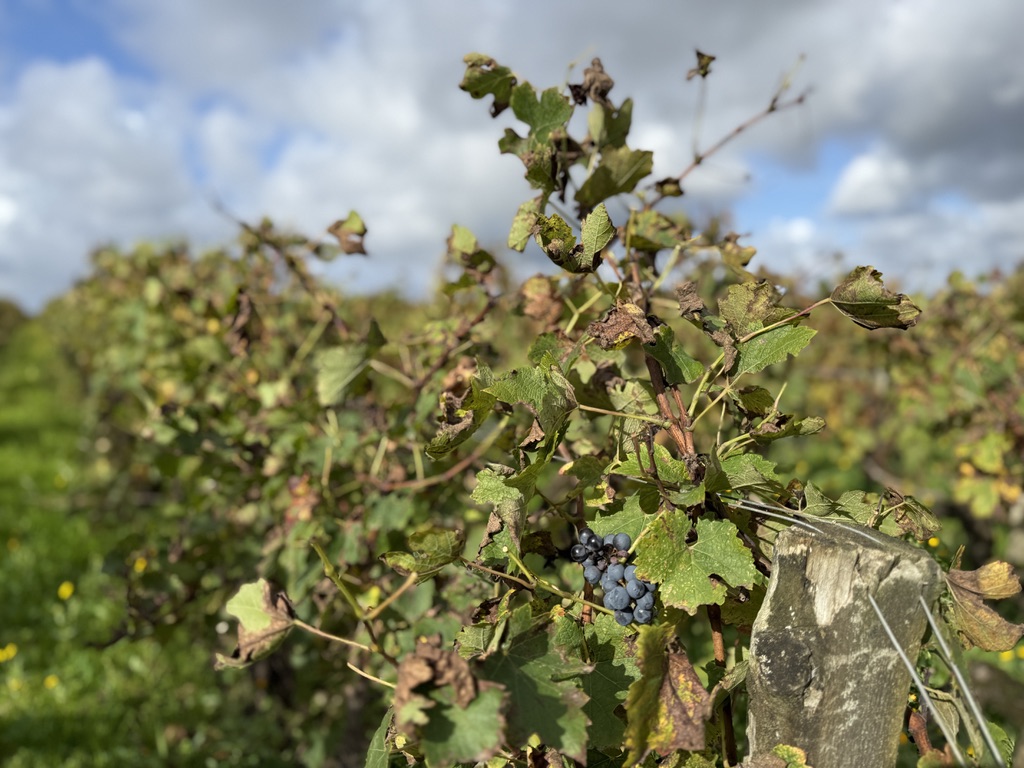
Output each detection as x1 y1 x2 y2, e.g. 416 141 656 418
750 414 826 442
592 486 661 545
615 442 693 485
365 708 393 768
705 453 783 496
509 197 543 251
460 53 516 116
479 622 590 762
510 83 574 142
588 98 633 149
634 515 758 615
215 579 295 670
626 209 691 253
583 613 642 750
381 527 466 577
575 146 654 209
472 465 529 566
624 623 711 764
420 685 507 767
735 325 816 375
830 266 922 330
315 324 385 406
532 213 598 274
647 325 704 385
580 203 615 262
484 362 578 436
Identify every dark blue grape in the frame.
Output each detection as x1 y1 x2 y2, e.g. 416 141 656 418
633 607 652 624
586 537 603 553
603 533 615 546
583 565 602 584
582 557 595 568
606 563 625 583
645 580 658 592
614 610 634 626
570 544 588 562
613 532 632 551
600 572 618 593
624 565 637 582
626 579 646 599
579 527 595 546
636 592 655 611
604 586 630 611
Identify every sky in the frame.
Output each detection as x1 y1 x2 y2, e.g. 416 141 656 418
1 0 1022 312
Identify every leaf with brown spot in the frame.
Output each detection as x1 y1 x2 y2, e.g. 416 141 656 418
624 624 711 763
214 579 295 670
587 301 655 350
830 266 921 330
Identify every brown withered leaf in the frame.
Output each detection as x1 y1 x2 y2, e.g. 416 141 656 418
948 561 1021 600
395 636 478 733
579 57 615 107
946 562 1024 651
519 275 563 327
587 301 655 349
676 281 706 316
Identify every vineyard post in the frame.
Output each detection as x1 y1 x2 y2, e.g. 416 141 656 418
746 524 944 767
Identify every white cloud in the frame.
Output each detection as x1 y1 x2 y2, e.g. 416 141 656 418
3 0 1024 310
829 147 917 216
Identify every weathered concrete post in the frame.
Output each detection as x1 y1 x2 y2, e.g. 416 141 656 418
745 523 944 768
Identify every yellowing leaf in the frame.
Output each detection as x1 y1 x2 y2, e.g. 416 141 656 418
624 624 711 763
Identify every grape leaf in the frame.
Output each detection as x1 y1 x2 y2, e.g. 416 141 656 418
215 579 295 670
647 324 704 385
325 210 367 256
510 82 574 142
830 266 921 330
592 486 660 544
583 613 642 750
575 146 654 209
718 281 791 338
735 325 816 375
946 561 1024 651
472 465 528 566
580 203 615 262
484 361 577 437
380 527 466 578
509 197 543 252
626 209 691 253
420 685 507 767
365 708 393 768
479 620 590 762
634 515 758 615
315 322 385 406
705 453 783 496
532 213 599 274
460 53 516 116
426 377 497 459
624 623 711 764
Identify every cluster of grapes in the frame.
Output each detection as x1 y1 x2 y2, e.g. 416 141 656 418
570 527 658 626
